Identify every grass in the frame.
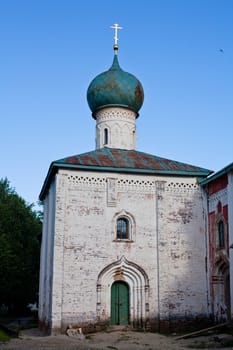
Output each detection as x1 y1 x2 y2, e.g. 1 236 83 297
0 329 11 342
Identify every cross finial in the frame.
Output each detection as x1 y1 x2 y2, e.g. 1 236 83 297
110 23 123 48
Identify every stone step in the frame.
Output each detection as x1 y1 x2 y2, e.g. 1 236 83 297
107 325 131 332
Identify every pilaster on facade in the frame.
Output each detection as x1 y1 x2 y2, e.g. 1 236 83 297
50 173 67 334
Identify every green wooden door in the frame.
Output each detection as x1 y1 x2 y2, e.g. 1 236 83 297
111 281 129 325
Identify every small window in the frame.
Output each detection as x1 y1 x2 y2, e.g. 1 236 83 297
218 220 225 249
117 218 129 239
104 128 108 145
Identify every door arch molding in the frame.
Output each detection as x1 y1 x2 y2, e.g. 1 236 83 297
97 256 149 327
212 256 230 321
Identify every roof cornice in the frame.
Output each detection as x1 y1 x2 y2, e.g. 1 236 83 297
39 156 212 200
199 162 233 186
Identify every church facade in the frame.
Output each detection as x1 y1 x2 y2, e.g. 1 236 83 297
38 40 233 334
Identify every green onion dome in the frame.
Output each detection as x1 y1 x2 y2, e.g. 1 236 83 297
87 51 144 118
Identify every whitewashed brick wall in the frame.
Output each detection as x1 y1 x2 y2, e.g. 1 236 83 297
39 169 210 333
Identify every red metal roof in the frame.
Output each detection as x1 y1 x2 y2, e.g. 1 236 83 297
40 148 213 200
56 148 212 173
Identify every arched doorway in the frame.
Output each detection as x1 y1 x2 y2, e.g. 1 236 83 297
97 256 149 328
212 257 230 321
111 281 129 325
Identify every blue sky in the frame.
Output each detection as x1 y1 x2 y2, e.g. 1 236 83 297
0 0 233 207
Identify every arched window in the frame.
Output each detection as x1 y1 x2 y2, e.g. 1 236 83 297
116 218 129 239
217 201 222 213
104 128 108 145
218 220 225 249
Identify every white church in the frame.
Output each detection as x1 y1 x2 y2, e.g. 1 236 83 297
38 26 233 334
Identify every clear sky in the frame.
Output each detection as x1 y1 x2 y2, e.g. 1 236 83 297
0 0 233 208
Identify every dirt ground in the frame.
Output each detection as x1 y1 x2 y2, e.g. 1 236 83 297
1 328 233 350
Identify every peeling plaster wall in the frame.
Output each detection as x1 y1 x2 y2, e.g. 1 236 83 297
40 170 210 333
157 181 209 321
207 175 231 321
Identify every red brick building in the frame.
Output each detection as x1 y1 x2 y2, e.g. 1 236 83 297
201 163 233 321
